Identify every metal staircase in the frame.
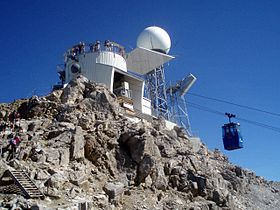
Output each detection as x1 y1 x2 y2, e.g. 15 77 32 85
1 170 44 199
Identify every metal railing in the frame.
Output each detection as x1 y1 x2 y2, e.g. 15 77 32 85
65 41 126 63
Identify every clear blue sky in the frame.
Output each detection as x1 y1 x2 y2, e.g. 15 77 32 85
1 1 280 181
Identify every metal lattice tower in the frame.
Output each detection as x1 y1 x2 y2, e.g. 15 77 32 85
168 87 192 136
167 74 197 136
145 65 169 119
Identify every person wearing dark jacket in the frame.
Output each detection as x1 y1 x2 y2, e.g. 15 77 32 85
7 136 21 160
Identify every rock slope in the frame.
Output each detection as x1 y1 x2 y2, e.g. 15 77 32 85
0 75 279 210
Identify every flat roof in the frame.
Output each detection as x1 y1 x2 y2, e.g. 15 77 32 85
114 68 144 82
126 47 175 75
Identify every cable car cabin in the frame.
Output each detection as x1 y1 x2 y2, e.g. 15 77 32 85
222 122 243 150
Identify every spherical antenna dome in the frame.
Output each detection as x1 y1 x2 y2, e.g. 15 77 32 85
137 26 171 54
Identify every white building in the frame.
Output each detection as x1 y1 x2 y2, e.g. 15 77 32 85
62 26 174 117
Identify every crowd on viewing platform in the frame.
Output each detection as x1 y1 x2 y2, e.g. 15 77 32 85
64 40 126 63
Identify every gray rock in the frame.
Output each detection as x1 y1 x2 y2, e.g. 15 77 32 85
27 120 42 132
0 75 278 210
35 169 49 180
47 172 68 189
173 126 188 139
151 163 168 190
70 126 85 161
59 148 70 166
0 110 6 119
45 148 60 165
103 181 125 202
61 76 87 104
45 89 63 102
136 154 156 185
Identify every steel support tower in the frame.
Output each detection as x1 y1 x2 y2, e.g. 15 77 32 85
167 74 196 136
167 87 192 136
145 65 169 119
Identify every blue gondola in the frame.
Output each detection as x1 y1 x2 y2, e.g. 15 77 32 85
222 113 243 150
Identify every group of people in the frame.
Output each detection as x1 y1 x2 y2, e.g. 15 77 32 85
0 111 22 161
0 111 21 134
72 41 86 55
64 41 86 62
64 40 126 63
1 134 22 161
103 40 126 56
89 40 101 52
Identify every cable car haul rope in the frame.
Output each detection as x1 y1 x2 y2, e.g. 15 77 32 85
186 102 280 133
186 101 280 151
187 92 280 117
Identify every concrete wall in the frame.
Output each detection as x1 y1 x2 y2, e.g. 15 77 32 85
122 75 143 111
65 51 126 84
96 51 127 72
142 97 152 115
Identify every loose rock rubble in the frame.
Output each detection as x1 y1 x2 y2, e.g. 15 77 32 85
0 75 279 209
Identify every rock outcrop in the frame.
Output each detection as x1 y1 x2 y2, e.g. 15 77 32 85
0 75 279 210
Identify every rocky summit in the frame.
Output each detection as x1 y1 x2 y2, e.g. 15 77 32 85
0 75 279 210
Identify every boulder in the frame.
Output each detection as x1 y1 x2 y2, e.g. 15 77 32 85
70 126 85 161
59 148 70 166
61 76 88 104
151 163 168 190
136 154 155 184
35 169 49 180
103 181 125 202
45 89 63 102
84 135 101 164
45 148 60 165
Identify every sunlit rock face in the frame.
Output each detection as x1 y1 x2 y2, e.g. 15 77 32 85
0 75 279 209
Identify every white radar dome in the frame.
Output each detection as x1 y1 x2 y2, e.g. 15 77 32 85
137 26 171 54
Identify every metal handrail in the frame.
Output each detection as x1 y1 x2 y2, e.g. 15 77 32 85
65 41 126 62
